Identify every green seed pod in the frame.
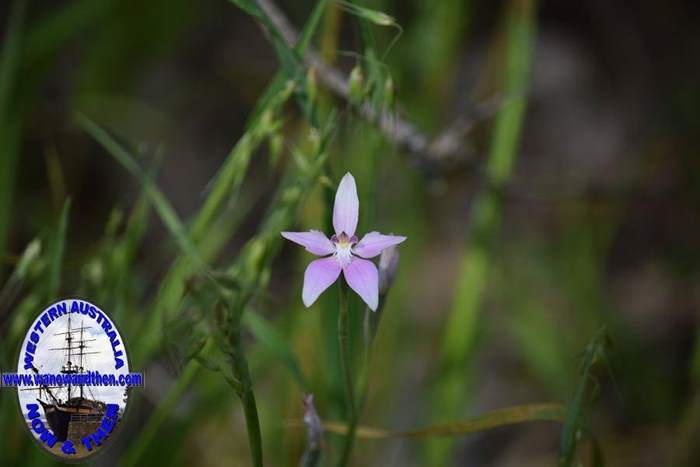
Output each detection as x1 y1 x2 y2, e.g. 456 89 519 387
348 65 365 104
341 2 397 27
369 11 396 27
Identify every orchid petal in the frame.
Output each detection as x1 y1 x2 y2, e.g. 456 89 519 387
281 230 335 256
302 257 342 307
333 173 359 236
353 232 407 258
343 258 379 311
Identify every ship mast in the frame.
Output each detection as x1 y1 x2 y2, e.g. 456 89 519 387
49 314 98 404
66 313 72 401
79 320 85 399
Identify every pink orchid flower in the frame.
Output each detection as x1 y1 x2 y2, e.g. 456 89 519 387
282 173 406 311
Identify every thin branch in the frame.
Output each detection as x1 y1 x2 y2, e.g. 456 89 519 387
257 0 497 172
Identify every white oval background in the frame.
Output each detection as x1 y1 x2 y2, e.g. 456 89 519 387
15 298 130 448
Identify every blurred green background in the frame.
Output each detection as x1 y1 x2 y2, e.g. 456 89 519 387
1 0 700 466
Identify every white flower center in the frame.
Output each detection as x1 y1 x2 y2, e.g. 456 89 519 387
332 232 357 267
334 241 354 267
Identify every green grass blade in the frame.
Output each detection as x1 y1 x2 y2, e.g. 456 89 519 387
47 199 71 299
296 0 329 52
428 1 537 462
242 0 327 127
191 82 292 242
226 0 299 78
133 80 293 365
100 189 151 322
0 237 40 322
75 113 206 271
227 0 329 125
118 73 335 467
295 403 565 439
194 0 323 238
559 328 609 466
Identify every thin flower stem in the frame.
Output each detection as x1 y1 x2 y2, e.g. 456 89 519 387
228 312 264 467
233 351 263 467
337 279 358 467
240 379 263 467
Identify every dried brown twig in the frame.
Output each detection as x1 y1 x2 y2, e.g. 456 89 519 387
257 0 501 172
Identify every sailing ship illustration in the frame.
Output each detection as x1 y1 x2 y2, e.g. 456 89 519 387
24 314 107 441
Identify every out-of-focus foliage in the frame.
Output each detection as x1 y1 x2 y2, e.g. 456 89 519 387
1 0 700 466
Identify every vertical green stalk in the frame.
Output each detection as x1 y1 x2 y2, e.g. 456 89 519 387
229 310 264 467
238 365 263 467
427 0 537 463
337 279 357 466
559 328 608 466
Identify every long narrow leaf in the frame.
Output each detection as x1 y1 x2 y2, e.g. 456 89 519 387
0 238 40 325
429 1 537 462
76 113 206 272
47 199 71 299
559 328 609 466
295 0 329 52
288 403 565 439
